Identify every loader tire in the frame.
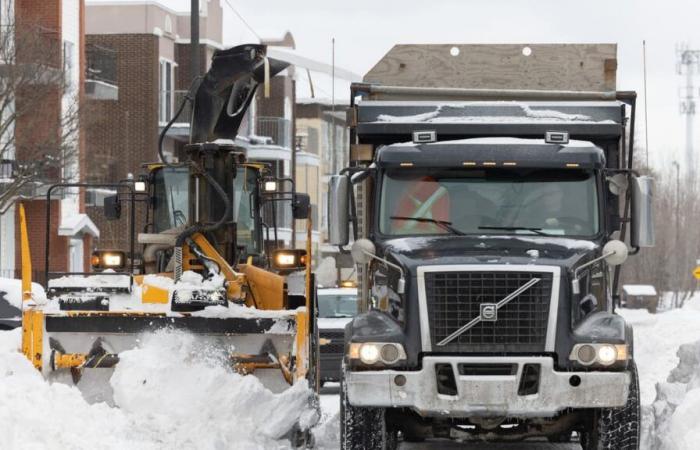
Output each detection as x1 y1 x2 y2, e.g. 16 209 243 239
340 369 397 450
581 361 640 450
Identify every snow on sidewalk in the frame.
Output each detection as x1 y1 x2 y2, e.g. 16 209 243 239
0 328 314 450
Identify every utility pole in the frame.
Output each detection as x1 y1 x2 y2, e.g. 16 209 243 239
191 0 200 82
677 45 700 183
331 38 336 174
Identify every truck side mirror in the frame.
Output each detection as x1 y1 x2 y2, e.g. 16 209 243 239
328 175 350 246
104 194 121 221
631 176 655 248
292 193 310 219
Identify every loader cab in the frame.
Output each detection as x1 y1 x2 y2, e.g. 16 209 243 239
148 163 264 263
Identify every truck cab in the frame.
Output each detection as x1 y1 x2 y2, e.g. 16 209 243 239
329 44 653 449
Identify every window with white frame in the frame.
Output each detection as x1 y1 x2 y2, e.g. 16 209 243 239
159 59 174 123
63 41 75 88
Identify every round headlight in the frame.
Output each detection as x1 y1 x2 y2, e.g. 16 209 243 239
359 344 381 365
577 344 597 364
597 344 617 365
380 344 400 363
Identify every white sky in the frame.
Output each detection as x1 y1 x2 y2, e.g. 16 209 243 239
99 0 700 171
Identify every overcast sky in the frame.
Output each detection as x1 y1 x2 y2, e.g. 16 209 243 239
133 0 700 171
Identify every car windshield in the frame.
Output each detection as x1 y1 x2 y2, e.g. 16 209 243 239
318 293 358 318
379 169 599 237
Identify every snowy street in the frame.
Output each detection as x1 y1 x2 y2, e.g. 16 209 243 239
1 298 700 449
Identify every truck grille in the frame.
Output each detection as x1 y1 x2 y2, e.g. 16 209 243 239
320 330 345 355
424 270 554 353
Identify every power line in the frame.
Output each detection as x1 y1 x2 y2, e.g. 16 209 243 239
222 0 260 41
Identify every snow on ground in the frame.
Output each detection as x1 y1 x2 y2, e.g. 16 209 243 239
619 294 700 450
0 277 47 308
0 328 315 450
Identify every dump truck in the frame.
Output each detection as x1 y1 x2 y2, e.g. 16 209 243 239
328 44 654 449
18 44 319 444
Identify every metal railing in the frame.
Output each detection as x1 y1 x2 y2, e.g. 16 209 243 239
256 117 291 148
86 44 117 85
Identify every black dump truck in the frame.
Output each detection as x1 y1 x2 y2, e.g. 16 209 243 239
328 44 654 449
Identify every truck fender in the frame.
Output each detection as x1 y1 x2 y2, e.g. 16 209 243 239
572 311 630 343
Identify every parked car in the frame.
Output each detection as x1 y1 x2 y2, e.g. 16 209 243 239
318 287 357 384
621 284 659 313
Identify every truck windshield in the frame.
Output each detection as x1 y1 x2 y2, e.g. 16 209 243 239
318 293 358 318
379 169 599 237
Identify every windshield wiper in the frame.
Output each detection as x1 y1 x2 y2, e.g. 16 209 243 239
390 216 465 235
478 226 551 236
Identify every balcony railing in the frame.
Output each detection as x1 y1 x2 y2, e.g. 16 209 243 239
256 117 291 149
86 44 117 85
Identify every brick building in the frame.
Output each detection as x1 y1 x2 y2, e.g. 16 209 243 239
0 0 95 282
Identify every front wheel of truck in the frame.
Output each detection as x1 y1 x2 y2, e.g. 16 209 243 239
581 361 641 450
340 368 397 450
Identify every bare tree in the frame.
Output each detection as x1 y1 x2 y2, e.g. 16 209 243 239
622 155 700 307
0 13 81 213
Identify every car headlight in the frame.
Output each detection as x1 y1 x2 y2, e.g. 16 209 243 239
570 343 628 366
348 342 406 366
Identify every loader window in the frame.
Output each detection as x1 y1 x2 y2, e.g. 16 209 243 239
153 167 190 232
233 167 259 255
380 169 600 237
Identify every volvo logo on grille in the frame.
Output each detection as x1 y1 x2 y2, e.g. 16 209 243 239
480 303 497 321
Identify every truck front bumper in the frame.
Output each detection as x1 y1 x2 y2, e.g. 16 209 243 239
345 356 629 418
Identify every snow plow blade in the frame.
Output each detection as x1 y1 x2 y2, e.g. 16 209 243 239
40 311 303 398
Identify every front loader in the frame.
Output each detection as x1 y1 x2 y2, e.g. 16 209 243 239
19 44 319 442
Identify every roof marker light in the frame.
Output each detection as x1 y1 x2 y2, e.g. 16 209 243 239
503 162 517 166
566 163 580 168
462 161 477 166
483 162 497 166
400 162 414 167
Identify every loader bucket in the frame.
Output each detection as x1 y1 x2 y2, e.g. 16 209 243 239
41 310 302 403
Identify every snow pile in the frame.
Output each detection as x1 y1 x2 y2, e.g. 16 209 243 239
619 295 700 449
644 340 700 449
0 277 47 309
0 328 314 449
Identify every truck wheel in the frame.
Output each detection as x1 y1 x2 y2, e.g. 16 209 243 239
581 362 640 450
340 370 397 450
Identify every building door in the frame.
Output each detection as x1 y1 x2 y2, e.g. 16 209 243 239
69 237 84 273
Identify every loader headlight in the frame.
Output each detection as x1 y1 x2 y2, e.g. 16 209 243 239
91 250 126 270
271 249 307 273
348 342 406 367
570 343 629 367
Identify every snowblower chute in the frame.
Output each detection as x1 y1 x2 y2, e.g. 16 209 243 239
19 44 319 440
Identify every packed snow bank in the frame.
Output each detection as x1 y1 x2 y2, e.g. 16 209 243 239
643 339 700 449
0 277 47 309
0 328 315 449
618 304 700 405
619 294 700 450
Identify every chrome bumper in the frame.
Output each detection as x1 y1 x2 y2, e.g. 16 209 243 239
345 356 629 418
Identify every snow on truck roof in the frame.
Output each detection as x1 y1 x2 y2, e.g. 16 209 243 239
377 137 606 169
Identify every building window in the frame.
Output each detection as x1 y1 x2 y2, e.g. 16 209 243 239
63 41 74 88
159 59 174 123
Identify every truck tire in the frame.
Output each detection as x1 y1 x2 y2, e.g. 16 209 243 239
340 369 397 450
581 362 640 450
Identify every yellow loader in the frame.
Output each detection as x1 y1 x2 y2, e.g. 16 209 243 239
19 44 319 445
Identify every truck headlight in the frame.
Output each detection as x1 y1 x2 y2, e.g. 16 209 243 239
570 343 628 367
348 342 406 366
